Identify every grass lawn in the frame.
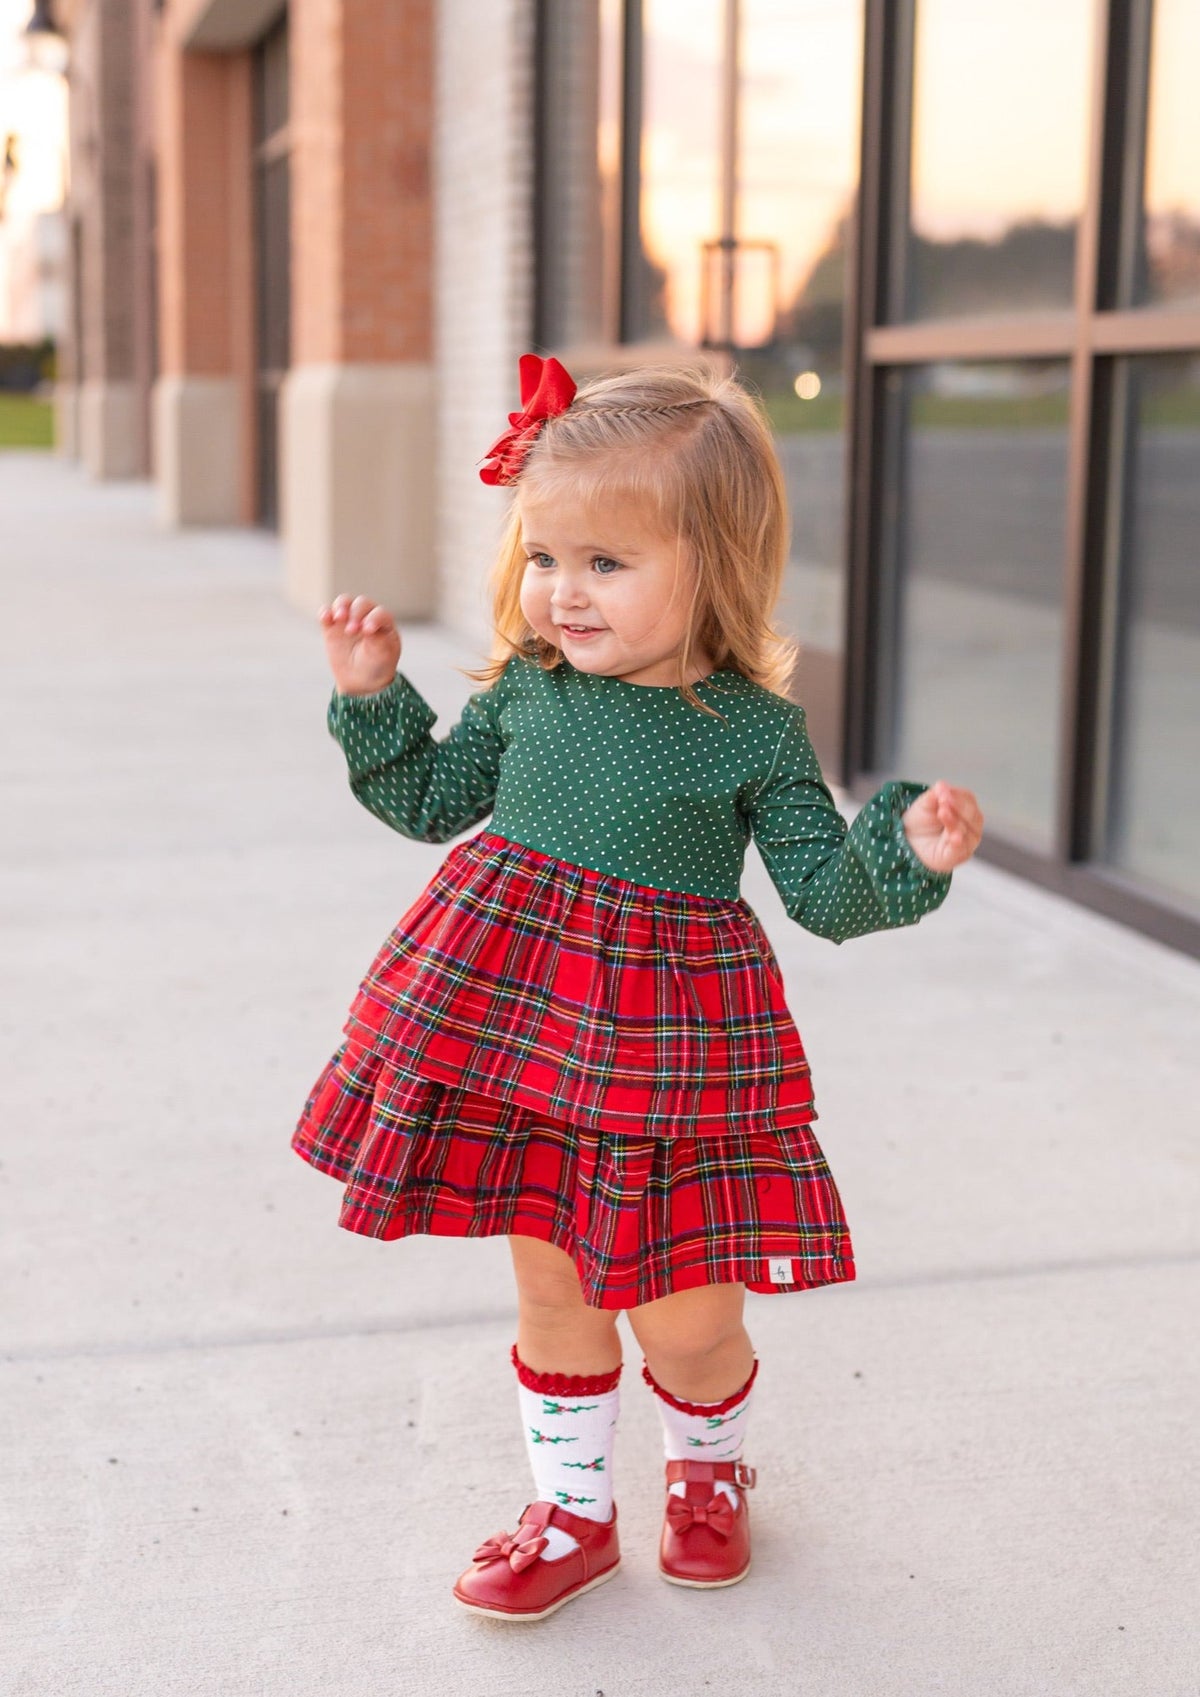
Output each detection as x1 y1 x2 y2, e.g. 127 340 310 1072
0 394 54 448
761 393 847 435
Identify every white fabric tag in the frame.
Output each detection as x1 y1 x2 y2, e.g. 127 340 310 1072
768 1257 795 1285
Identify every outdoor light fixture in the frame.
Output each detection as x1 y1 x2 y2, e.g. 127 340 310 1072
24 1 61 36
23 1 69 74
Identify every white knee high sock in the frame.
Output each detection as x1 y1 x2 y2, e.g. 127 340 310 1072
512 1345 621 1559
643 1356 758 1507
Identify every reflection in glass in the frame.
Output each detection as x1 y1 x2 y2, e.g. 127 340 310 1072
881 362 1072 846
634 0 724 344
737 0 864 660
1104 356 1200 909
1140 0 1200 308
598 0 623 339
535 2 618 347
901 0 1093 320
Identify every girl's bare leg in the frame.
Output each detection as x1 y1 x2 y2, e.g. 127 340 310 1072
626 1281 754 1401
507 1234 622 1376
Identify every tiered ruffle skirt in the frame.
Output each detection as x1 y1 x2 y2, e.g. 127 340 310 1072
292 831 854 1308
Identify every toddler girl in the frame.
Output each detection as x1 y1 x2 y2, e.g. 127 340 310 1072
292 354 984 1620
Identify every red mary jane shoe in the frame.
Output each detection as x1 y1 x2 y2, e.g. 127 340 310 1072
658 1459 757 1588
453 1500 620 1621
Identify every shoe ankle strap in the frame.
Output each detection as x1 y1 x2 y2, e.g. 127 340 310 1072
518 1499 617 1541
666 1459 756 1490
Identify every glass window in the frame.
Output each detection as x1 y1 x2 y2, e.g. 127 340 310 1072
1101 354 1200 910
899 0 1094 321
878 360 1072 848
737 0 864 661
630 0 725 344
598 0 623 339
254 13 289 139
535 1 622 348
253 14 290 531
1139 0 1200 309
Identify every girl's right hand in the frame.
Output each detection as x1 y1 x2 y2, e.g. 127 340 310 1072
319 594 403 696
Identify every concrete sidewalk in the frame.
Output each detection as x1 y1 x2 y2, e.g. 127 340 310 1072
2 451 1197 1697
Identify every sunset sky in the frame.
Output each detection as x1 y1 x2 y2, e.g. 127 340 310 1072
913 0 1199 236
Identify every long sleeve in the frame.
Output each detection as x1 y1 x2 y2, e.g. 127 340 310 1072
748 708 952 944
327 670 506 843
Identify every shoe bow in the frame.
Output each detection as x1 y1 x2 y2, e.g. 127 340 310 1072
472 1528 550 1572
666 1492 736 1539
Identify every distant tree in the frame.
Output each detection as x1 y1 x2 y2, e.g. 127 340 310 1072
782 212 1086 369
909 218 1076 316
1147 210 1200 304
781 211 852 372
0 337 56 392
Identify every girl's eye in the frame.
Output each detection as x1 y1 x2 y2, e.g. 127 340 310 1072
526 552 623 575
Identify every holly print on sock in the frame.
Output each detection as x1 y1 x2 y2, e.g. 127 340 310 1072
644 1356 758 1508
513 1355 620 1550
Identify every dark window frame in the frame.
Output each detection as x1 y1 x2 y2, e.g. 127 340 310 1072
846 0 1200 957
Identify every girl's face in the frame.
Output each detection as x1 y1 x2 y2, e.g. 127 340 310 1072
517 488 714 688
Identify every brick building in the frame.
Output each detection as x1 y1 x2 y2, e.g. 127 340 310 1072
53 0 1200 956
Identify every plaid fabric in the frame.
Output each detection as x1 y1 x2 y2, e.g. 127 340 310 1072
338 830 818 1140
291 1034 855 1309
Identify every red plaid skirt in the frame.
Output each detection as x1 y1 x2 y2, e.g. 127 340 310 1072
337 830 818 1139
291 1031 855 1309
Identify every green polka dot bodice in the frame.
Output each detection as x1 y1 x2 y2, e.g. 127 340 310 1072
327 655 951 944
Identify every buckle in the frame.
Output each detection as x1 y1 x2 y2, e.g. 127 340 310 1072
733 1461 757 1489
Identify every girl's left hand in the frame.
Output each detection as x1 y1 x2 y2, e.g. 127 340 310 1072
901 781 984 874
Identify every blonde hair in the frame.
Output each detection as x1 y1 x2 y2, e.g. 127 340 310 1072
463 364 800 715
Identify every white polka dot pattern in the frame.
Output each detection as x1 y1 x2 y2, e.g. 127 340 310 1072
327 656 952 943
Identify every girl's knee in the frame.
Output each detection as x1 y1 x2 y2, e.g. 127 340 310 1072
509 1236 622 1374
629 1283 748 1366
509 1235 601 1318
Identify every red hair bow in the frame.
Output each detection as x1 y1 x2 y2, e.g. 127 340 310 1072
478 353 577 486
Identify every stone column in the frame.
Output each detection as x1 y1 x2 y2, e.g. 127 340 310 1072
282 0 435 617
